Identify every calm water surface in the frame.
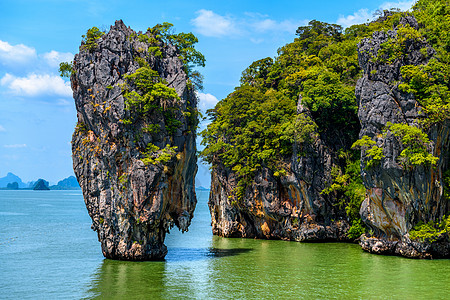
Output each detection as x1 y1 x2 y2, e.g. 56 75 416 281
0 190 449 299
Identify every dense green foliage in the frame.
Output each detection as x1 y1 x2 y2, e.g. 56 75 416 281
123 64 180 115
201 6 450 238
399 59 450 127
200 17 398 234
413 0 450 63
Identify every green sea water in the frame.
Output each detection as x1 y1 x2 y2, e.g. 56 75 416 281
0 190 449 299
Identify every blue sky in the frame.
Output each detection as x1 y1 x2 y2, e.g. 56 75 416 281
0 0 415 185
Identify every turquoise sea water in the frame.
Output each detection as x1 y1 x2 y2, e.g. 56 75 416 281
0 190 449 299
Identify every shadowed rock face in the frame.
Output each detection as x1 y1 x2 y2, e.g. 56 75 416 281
208 96 350 242
71 20 197 260
356 16 450 258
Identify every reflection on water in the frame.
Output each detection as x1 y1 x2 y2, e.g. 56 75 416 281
206 247 252 258
1 190 449 299
84 237 450 299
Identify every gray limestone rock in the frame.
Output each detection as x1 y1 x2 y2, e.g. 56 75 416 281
356 16 449 258
71 20 197 260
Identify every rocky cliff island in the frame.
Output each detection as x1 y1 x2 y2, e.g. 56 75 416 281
68 21 202 260
201 1 449 258
356 15 450 258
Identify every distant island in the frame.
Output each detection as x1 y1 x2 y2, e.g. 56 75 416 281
0 172 207 191
33 179 50 191
0 173 81 190
196 186 210 191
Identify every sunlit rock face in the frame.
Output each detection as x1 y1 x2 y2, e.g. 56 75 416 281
71 20 197 260
208 96 350 242
356 16 449 258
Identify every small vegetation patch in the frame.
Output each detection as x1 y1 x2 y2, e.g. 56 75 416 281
82 27 104 52
409 215 450 242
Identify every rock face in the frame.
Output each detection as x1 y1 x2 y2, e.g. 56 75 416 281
71 21 197 260
209 96 349 241
356 16 450 258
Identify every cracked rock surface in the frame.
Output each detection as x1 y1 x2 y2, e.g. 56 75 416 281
71 20 197 260
356 16 449 258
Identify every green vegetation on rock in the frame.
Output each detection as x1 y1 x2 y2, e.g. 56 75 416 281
200 16 401 233
352 135 384 168
82 27 104 52
58 61 74 78
409 215 450 242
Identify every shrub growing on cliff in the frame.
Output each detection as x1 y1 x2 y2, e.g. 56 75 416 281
399 59 450 127
59 61 73 78
409 215 450 242
352 135 384 168
385 122 438 166
147 22 205 90
82 27 104 51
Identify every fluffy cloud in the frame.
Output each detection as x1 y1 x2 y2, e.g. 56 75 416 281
192 9 238 37
0 125 6 132
1 73 72 97
42 50 74 68
337 0 415 27
196 92 219 112
0 40 37 66
4 144 27 148
337 9 372 28
251 18 305 34
192 10 305 38
0 39 73 73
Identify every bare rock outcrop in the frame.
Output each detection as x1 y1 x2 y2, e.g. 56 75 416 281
71 20 197 260
356 16 450 258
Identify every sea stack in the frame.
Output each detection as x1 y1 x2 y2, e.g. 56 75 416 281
70 20 198 260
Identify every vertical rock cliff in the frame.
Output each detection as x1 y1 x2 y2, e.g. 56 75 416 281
208 96 350 241
71 21 197 260
356 16 449 258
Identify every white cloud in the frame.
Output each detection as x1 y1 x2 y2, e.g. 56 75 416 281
0 125 5 132
337 9 372 28
0 40 37 66
4 144 27 148
337 0 415 28
42 51 74 68
380 1 415 11
1 73 72 97
192 9 238 37
196 92 219 112
252 19 305 34
192 10 306 38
